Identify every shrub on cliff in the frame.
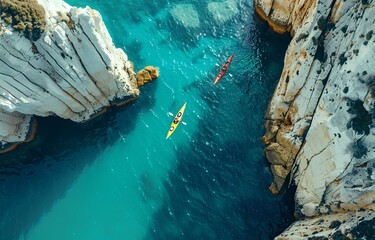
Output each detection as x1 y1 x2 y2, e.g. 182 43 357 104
0 0 46 41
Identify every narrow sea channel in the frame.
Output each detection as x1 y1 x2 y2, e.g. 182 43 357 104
0 0 293 239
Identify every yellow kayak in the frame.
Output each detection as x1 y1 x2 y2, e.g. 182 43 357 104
166 103 187 139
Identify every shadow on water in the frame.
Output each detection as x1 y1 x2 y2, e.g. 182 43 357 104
0 0 160 238
147 4 294 240
147 110 295 239
0 82 157 240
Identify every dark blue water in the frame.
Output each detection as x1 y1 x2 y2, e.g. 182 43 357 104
0 0 293 239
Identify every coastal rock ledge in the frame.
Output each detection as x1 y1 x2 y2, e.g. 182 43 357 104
255 0 375 238
0 0 140 151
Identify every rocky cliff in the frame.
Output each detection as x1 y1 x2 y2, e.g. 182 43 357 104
0 0 140 151
255 0 375 238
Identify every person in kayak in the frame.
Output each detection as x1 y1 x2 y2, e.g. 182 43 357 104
221 61 230 72
173 117 179 124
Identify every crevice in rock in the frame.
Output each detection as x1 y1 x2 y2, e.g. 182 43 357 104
298 1 310 26
0 57 46 94
307 139 332 164
0 84 22 103
319 156 354 210
38 41 79 84
78 22 110 68
0 44 80 115
0 72 34 100
290 143 304 184
65 33 108 103
38 40 95 97
269 0 275 17
288 0 338 184
36 42 97 112
293 136 336 194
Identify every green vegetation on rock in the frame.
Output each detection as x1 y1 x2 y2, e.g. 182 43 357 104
0 0 46 41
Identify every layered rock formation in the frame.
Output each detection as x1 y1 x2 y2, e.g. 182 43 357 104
0 0 140 151
255 0 375 238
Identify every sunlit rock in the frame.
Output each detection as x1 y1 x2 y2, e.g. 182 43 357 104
254 0 317 35
0 0 140 150
137 66 158 87
144 66 159 80
256 0 375 237
276 210 375 240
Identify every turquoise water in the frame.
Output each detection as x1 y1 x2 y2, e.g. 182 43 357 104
0 0 293 239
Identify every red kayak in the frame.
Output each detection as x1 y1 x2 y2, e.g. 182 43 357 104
213 53 234 85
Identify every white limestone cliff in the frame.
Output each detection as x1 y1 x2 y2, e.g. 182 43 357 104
255 0 375 238
0 0 139 151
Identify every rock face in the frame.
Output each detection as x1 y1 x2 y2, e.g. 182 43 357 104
0 0 139 150
137 66 159 87
255 0 375 238
207 0 239 24
276 210 375 240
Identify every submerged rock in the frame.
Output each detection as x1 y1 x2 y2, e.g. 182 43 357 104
207 0 239 24
255 0 375 237
0 0 140 151
170 4 200 28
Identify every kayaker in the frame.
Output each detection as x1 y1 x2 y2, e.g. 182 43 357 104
214 54 233 85
222 62 230 72
166 103 187 139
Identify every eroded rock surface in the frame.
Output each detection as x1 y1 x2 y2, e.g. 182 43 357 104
276 210 375 239
137 66 159 87
0 0 139 150
255 0 375 237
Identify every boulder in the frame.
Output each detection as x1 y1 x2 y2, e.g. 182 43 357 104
137 66 159 86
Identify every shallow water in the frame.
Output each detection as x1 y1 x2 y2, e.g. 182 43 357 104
0 0 293 239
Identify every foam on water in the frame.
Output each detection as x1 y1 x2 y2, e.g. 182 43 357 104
0 0 294 239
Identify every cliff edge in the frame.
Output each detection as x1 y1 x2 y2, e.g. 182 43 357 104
0 0 140 151
255 0 375 238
